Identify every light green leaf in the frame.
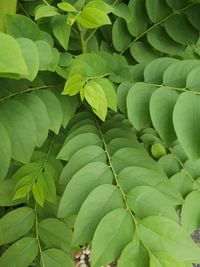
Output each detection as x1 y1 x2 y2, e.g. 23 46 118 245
57 2 77 12
52 15 71 51
150 88 179 145
0 207 34 245
93 77 117 111
16 38 39 81
57 162 113 218
85 0 114 14
72 184 124 246
32 182 45 207
38 172 56 204
0 32 28 77
0 123 11 180
84 80 108 121
5 14 40 40
138 216 200 261
127 185 178 221
35 5 59 20
164 14 199 45
38 218 72 251
91 208 135 267
77 7 111 29
118 236 149 267
35 90 63 134
150 252 185 267
0 100 37 163
0 237 38 267
173 92 200 159
63 74 87 96
127 82 156 130
112 18 131 52
181 191 200 234
43 248 74 267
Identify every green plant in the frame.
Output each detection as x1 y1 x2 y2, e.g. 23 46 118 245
1 0 200 266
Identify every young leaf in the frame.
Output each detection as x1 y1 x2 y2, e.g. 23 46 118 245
0 207 34 245
72 184 124 246
38 172 57 204
35 5 59 20
91 208 135 267
77 7 111 29
62 74 87 96
0 237 38 267
57 2 77 12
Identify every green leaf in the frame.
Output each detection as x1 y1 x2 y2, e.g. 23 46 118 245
18 93 49 148
157 154 180 178
93 78 117 111
127 82 156 130
0 207 34 245
0 237 38 267
181 191 200 234
77 7 111 29
91 208 135 267
38 172 57 204
38 218 72 251
57 2 77 12
57 162 113 218
118 236 149 267
0 32 28 77
112 18 131 52
173 92 200 159
32 182 45 207
72 184 124 246
35 5 59 20
146 0 171 23
57 133 102 161
0 100 37 163
59 145 106 184
130 41 160 63
127 185 178 221
0 179 23 206
164 14 199 45
127 0 148 37
186 66 200 91
52 15 71 51
138 216 200 262
0 123 11 180
5 14 40 40
165 0 188 9
144 57 178 84
117 82 132 114
35 40 53 71
150 252 186 267
62 74 87 96
113 3 132 22
43 248 74 267
84 80 108 121
170 171 193 198
150 88 179 145
35 90 63 134
147 26 184 55
16 38 39 81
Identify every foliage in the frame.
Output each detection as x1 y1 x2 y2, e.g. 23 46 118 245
1 0 200 266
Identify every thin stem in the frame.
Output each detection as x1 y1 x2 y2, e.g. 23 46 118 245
80 30 87 53
42 0 51 6
0 84 57 102
85 29 97 46
121 2 195 55
18 2 30 18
